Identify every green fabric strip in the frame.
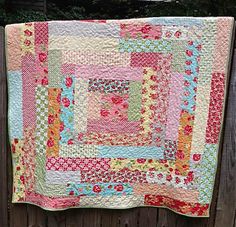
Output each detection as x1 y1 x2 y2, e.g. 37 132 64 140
128 81 142 121
48 50 62 87
198 144 218 203
171 40 186 73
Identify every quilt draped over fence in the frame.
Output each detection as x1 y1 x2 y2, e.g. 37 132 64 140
6 17 235 217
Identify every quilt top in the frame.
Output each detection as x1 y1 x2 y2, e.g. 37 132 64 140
6 17 234 217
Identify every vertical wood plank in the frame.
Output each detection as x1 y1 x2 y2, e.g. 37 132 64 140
9 204 28 227
0 26 8 227
156 208 209 227
47 211 66 227
100 209 120 227
66 209 83 227
138 207 158 227
214 47 236 227
156 209 177 227
66 208 102 227
119 208 138 227
82 209 101 227
27 204 47 227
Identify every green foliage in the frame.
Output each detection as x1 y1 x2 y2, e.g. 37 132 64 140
1 9 45 24
0 0 235 25
46 4 85 20
47 0 138 20
0 2 46 25
46 0 236 19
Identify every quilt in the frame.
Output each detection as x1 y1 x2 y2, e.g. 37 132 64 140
6 17 234 217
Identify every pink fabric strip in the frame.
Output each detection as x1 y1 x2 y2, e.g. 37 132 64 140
165 73 184 141
76 65 143 80
46 157 111 171
34 22 48 85
22 53 36 128
35 22 48 45
133 183 199 203
205 73 225 144
87 119 140 133
131 53 162 67
25 191 81 210
212 18 233 72
120 23 162 40
61 63 76 75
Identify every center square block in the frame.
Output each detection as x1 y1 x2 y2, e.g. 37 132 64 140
61 52 179 161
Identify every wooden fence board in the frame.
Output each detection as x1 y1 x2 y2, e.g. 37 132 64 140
119 208 139 227
138 208 158 227
82 209 102 227
0 26 8 227
157 209 178 227
47 211 66 227
66 209 102 227
66 209 84 227
9 204 28 227
100 209 120 227
157 209 209 227
27 205 47 227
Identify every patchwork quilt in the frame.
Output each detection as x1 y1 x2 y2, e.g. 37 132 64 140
6 17 234 217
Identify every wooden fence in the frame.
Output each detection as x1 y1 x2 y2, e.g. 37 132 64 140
0 25 235 227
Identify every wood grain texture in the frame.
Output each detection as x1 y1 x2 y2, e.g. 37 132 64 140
47 211 66 227
100 209 120 227
0 26 8 227
156 209 209 227
66 209 83 227
9 204 28 227
82 209 101 227
27 205 47 227
119 208 139 227
138 208 158 227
